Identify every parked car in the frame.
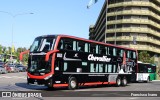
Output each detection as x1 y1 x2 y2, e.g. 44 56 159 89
4 64 12 73
0 62 4 65
16 65 26 72
0 65 7 74
7 64 19 73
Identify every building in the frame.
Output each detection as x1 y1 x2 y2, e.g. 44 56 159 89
89 0 160 79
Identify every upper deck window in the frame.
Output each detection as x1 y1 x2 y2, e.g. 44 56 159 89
30 37 55 52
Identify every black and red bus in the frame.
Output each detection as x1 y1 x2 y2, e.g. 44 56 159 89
20 35 138 89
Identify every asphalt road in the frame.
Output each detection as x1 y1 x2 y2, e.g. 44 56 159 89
0 72 160 100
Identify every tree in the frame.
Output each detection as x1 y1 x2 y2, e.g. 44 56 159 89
138 51 154 63
0 45 2 54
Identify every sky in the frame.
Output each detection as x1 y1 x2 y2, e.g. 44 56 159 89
0 0 105 49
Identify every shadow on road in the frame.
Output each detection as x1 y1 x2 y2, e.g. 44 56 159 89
15 82 130 91
15 82 48 90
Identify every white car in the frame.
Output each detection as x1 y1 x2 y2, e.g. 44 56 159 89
0 65 7 74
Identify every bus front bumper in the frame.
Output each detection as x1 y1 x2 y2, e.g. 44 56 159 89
27 78 47 85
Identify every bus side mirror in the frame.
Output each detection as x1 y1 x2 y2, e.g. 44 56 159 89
45 50 59 61
19 50 29 61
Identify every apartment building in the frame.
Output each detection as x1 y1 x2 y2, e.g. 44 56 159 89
89 0 160 79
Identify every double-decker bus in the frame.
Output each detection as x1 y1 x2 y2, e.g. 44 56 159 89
20 35 138 89
136 61 156 82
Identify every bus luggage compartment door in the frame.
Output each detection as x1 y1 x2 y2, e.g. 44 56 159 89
108 74 117 82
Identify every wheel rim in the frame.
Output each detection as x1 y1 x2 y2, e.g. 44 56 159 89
117 79 121 86
71 80 76 88
147 78 149 82
123 79 127 85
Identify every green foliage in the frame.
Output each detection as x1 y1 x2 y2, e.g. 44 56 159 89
0 45 28 64
0 45 2 54
138 51 154 64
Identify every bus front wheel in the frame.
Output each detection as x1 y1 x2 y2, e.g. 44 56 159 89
47 78 54 90
68 77 78 90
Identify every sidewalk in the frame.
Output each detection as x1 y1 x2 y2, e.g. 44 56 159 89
152 80 160 81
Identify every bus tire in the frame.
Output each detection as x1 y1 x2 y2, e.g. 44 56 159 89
145 77 150 83
116 77 121 87
47 78 54 89
68 77 78 90
121 77 127 86
27 78 29 84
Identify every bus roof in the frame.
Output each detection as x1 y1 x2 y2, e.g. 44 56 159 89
36 34 137 51
138 61 156 66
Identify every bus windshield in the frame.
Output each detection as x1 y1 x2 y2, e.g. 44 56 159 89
30 36 55 52
27 55 51 74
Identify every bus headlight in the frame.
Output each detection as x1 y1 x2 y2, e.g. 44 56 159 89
44 74 52 80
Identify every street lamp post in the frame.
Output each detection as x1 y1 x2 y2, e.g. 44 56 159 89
0 11 33 63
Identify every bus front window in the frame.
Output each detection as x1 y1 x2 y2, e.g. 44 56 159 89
30 37 55 52
28 36 55 74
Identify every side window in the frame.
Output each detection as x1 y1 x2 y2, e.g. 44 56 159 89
96 64 99 72
85 43 89 52
127 50 131 58
99 64 103 72
82 62 87 66
133 51 136 59
105 47 108 55
99 45 106 55
105 64 108 72
117 49 121 57
90 43 96 53
113 65 116 73
77 41 85 52
108 47 113 56
120 49 124 57
90 63 95 72
64 39 73 50
58 39 64 49
96 45 99 54
113 48 116 56
108 64 112 73
64 62 68 71
130 51 133 58
77 41 89 52
73 41 77 51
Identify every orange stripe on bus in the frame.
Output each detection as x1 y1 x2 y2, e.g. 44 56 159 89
83 81 116 86
108 82 116 84
53 84 68 87
52 82 116 87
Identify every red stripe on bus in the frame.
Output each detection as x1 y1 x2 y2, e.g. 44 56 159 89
51 53 56 74
27 72 52 79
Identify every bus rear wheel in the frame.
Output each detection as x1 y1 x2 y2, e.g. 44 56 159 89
68 77 78 90
116 77 121 87
121 77 127 86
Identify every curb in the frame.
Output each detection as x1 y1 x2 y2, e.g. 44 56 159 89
152 80 160 81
